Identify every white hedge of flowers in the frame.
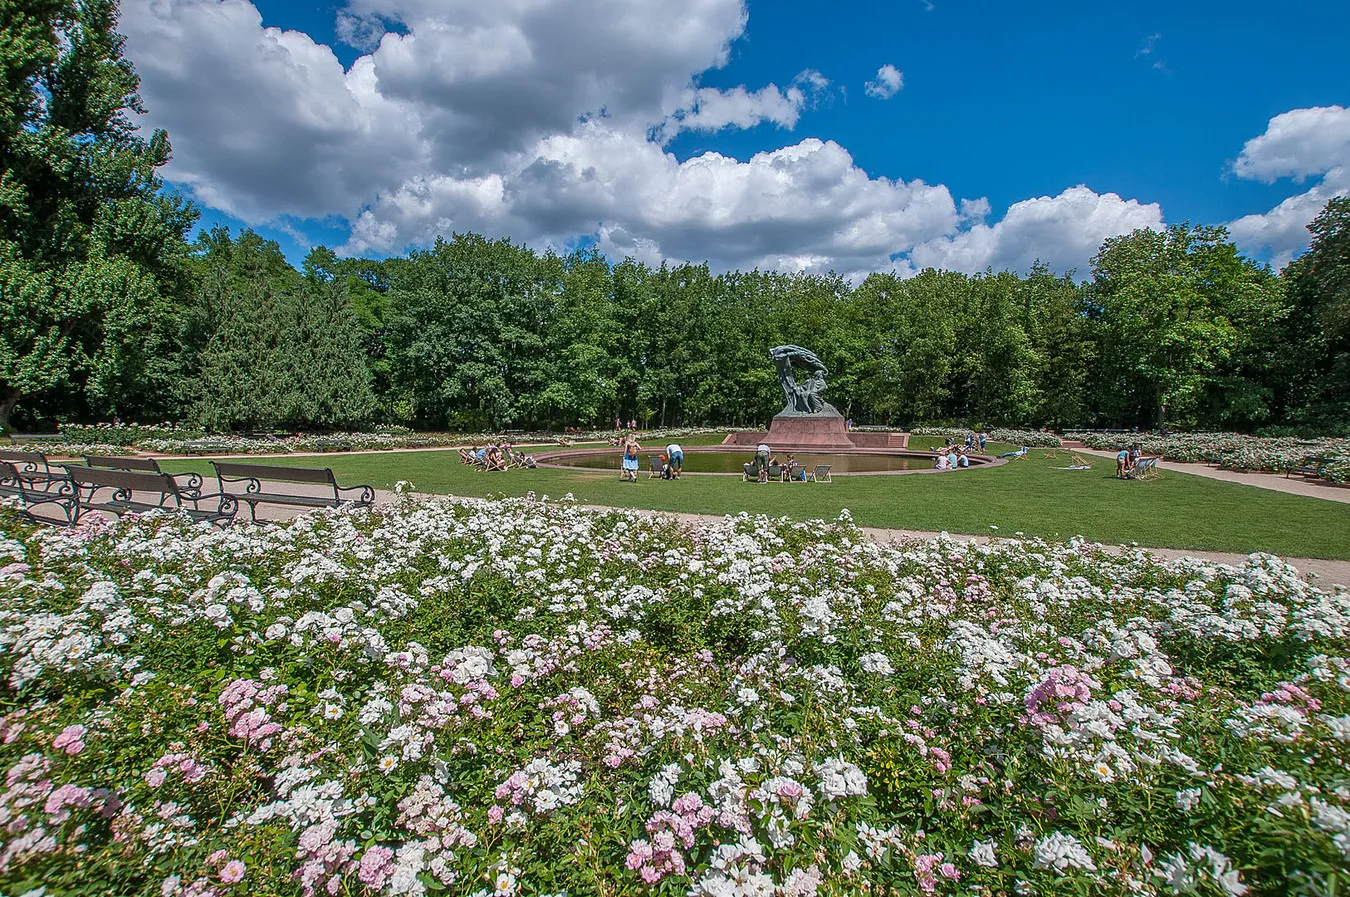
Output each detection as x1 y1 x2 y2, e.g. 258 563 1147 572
46 424 730 456
1 497 1348 897
910 428 1063 448
1066 432 1350 483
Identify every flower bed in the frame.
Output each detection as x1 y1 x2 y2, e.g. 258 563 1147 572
1 498 1347 896
1066 432 1350 482
47 424 735 456
6 441 136 458
912 427 1063 448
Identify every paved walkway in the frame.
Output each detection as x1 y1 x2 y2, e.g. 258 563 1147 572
1072 447 1350 504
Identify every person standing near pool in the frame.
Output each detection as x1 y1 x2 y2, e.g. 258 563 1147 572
621 435 642 482
755 443 771 474
666 442 684 478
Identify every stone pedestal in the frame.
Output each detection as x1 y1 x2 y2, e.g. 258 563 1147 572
764 413 854 449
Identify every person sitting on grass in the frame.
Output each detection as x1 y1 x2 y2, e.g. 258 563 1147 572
661 455 675 480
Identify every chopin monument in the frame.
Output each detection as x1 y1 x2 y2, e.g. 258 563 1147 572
725 345 907 450
725 345 862 450
770 345 841 417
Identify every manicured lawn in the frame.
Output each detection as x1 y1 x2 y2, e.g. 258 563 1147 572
161 437 1350 560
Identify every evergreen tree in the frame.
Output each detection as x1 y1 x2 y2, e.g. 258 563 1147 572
283 277 377 429
191 272 286 433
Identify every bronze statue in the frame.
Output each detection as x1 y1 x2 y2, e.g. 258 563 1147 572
769 345 841 417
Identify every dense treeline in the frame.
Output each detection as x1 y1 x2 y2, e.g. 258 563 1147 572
3 1 1348 435
9 210 1350 436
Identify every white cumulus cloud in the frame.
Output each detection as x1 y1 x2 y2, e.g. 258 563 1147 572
865 64 903 99
908 186 1164 276
658 71 830 140
1229 105 1350 266
121 0 1166 278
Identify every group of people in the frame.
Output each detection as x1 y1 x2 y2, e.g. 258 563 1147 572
751 444 807 483
953 432 990 452
1115 443 1145 478
619 439 685 482
934 446 974 470
459 442 537 471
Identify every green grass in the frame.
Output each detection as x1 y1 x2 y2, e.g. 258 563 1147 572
161 436 1350 560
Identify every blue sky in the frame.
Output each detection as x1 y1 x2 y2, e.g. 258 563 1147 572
127 0 1350 276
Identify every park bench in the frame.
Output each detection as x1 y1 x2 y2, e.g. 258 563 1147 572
0 460 76 523
54 465 238 526
8 434 63 444
85 454 205 496
1285 456 1333 480
210 461 375 522
0 449 70 493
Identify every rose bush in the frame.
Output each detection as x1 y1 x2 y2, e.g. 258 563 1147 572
0 496 1346 896
911 428 1063 448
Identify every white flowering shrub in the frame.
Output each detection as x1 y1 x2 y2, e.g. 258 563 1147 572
912 426 1063 448
0 497 1347 896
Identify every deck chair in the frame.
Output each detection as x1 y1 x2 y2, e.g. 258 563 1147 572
1132 457 1161 480
813 464 832 483
648 456 664 478
742 462 756 482
767 464 782 482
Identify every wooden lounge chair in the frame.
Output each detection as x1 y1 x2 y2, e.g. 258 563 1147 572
1130 457 1161 480
812 464 832 483
742 462 756 482
648 456 664 478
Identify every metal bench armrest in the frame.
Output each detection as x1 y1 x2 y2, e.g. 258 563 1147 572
335 483 376 504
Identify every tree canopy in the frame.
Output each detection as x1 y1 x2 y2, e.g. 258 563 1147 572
1 0 1344 436
0 0 195 431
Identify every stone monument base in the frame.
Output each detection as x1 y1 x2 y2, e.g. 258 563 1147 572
722 419 910 451
765 414 854 449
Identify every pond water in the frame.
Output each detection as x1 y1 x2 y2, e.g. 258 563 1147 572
544 450 944 474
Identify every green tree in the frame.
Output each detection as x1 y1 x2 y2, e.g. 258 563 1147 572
190 269 287 433
1087 224 1279 428
385 234 548 429
1281 197 1350 431
280 276 378 429
0 0 195 431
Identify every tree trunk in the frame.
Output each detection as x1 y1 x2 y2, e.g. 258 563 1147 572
0 390 19 434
